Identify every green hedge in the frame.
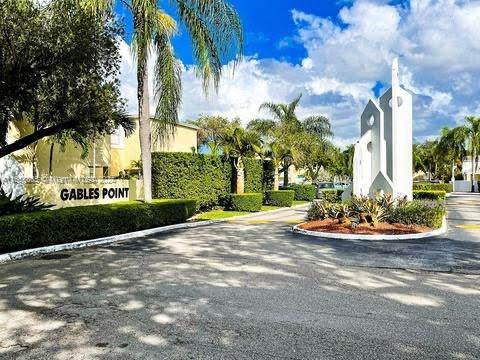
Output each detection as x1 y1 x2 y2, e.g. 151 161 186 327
413 190 446 201
285 184 316 201
318 189 344 203
243 158 263 193
265 190 295 207
389 201 445 229
228 193 262 212
0 200 197 253
152 153 231 210
413 182 452 193
262 160 275 192
152 153 265 210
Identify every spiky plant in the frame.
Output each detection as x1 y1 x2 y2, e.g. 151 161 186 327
78 0 243 202
0 185 53 216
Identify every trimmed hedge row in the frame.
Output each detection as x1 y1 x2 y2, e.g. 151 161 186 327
265 190 295 207
318 189 344 203
152 153 270 210
413 182 452 193
228 193 263 212
389 201 445 229
413 190 446 201
0 200 197 253
283 184 316 201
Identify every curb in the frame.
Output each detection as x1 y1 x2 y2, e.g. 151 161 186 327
0 203 310 264
291 216 448 241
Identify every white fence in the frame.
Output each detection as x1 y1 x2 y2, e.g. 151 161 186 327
453 180 478 192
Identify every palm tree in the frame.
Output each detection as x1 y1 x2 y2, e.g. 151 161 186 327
436 127 467 184
222 127 261 194
80 0 243 202
265 141 291 191
259 94 332 186
457 116 480 192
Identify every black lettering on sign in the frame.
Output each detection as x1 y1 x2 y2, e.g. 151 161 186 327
60 187 130 201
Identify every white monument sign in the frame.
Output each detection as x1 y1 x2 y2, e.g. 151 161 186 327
344 59 413 200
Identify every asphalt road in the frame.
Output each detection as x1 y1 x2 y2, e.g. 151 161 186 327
0 194 479 359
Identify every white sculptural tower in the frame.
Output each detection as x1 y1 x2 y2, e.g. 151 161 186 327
344 59 413 200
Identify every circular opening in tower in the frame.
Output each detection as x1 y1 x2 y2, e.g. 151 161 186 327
367 115 375 127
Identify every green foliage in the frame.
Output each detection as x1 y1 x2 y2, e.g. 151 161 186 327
0 186 53 216
228 193 263 212
152 152 231 210
0 0 128 156
0 200 196 253
389 201 445 229
413 190 446 200
243 158 263 193
265 190 294 207
285 184 316 201
413 183 452 193
318 189 344 203
262 160 275 191
307 194 445 229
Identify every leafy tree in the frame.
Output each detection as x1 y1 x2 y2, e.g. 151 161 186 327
187 115 240 157
458 116 480 191
258 94 332 186
81 0 243 202
221 127 261 194
0 0 132 158
435 127 466 183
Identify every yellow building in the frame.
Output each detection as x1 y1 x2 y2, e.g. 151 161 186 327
8 118 198 178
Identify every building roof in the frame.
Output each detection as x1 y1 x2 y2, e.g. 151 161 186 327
126 115 198 131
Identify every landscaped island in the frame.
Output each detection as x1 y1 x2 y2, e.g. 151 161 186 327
300 191 446 237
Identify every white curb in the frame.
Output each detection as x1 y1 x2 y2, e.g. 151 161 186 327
0 203 310 264
292 216 448 241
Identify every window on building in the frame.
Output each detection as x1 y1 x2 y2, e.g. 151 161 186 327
111 127 125 148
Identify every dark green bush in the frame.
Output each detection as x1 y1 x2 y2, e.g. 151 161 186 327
152 153 231 210
318 189 344 202
262 160 275 191
0 186 53 216
388 201 445 229
243 158 263 193
285 184 316 201
265 190 295 207
228 193 262 212
0 200 197 253
152 153 265 210
413 182 452 193
413 190 446 201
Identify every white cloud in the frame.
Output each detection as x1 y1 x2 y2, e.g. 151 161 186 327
119 0 480 147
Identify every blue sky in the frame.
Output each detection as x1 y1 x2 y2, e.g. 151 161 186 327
116 0 480 147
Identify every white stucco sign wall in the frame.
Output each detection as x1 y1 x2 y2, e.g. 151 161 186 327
344 59 413 200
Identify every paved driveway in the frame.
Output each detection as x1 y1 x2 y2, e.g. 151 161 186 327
0 195 479 359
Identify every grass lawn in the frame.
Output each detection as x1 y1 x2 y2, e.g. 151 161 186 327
193 201 311 222
293 200 310 206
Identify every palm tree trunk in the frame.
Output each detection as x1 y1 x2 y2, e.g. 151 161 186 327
49 143 54 176
451 160 455 184
273 166 279 191
138 64 152 202
472 147 476 192
283 161 289 187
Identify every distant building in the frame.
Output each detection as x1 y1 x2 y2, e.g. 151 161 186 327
7 118 198 178
461 156 480 181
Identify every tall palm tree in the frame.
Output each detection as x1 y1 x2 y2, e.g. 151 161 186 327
80 0 243 202
265 141 291 191
221 127 261 194
436 127 467 184
458 116 480 192
259 94 332 186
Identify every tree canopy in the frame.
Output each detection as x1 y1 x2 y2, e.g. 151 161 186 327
0 0 131 158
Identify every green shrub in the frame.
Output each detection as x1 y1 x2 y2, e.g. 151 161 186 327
0 186 53 216
243 158 263 193
0 200 197 253
318 189 343 202
152 153 231 210
228 193 262 212
265 190 294 207
413 182 452 193
262 160 275 191
413 190 446 201
388 201 445 229
286 184 316 201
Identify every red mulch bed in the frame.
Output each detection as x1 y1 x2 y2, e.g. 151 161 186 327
299 218 432 235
